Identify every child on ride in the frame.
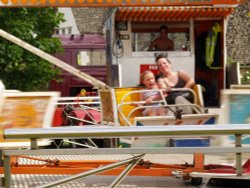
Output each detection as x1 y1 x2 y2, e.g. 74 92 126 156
140 70 168 116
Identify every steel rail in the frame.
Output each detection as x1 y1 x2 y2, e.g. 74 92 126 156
2 124 249 187
3 147 250 156
4 124 250 139
38 154 144 188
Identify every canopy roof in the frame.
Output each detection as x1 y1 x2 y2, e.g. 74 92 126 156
0 0 242 7
115 6 235 21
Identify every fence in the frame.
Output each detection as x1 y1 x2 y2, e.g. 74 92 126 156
1 124 250 187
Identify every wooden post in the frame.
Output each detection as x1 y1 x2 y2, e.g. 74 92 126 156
0 29 109 90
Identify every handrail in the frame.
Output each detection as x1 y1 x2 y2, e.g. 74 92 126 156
2 124 249 187
117 87 199 126
117 88 167 126
56 96 100 106
119 88 197 106
4 124 250 139
126 103 204 123
57 96 100 101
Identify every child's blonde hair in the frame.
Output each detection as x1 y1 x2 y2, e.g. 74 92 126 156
140 70 155 86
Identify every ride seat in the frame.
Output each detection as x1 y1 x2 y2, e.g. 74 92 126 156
100 85 205 126
192 84 204 108
114 87 143 126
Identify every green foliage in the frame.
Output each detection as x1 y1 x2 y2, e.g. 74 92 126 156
241 71 250 85
228 58 250 85
0 8 65 91
227 58 236 65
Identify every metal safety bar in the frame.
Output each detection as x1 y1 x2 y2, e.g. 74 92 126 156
4 124 250 139
2 124 250 187
56 96 100 106
117 88 201 126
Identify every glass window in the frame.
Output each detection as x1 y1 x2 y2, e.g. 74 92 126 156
68 27 72 34
132 32 190 52
77 49 106 66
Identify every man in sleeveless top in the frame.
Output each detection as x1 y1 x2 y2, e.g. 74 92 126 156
148 25 174 51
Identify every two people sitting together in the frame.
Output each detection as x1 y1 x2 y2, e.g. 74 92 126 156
140 54 195 116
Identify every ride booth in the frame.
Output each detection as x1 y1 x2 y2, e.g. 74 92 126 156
105 2 242 147
112 2 238 108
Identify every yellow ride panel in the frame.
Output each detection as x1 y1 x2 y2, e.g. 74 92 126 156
114 87 143 126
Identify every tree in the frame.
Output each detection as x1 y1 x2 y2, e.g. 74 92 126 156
0 8 65 91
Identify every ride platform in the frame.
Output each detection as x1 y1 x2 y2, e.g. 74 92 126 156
0 153 245 188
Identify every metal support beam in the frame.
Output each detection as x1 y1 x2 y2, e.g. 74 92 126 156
0 29 108 89
109 154 144 187
235 134 242 176
3 147 250 156
31 138 38 150
4 124 250 140
39 154 144 188
3 156 11 188
2 124 250 187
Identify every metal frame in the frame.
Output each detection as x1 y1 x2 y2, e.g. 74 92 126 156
116 87 202 126
2 124 250 187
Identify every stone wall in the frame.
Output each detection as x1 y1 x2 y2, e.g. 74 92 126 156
226 2 250 64
72 7 114 34
72 3 249 64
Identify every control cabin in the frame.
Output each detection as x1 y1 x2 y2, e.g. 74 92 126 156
111 2 240 107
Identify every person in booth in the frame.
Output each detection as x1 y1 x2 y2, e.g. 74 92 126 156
155 54 195 114
148 25 174 51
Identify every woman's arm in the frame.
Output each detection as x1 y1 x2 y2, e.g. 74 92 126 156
179 70 195 88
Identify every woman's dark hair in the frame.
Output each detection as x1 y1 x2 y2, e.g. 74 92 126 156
155 54 171 64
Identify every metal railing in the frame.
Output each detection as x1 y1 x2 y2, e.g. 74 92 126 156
117 88 203 126
2 124 250 187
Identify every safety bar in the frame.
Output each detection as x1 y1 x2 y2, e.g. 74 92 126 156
117 88 199 126
56 96 100 106
2 124 250 188
126 103 204 122
4 124 250 139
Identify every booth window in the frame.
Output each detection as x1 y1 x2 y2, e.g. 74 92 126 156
77 49 106 66
132 32 189 52
131 23 190 52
